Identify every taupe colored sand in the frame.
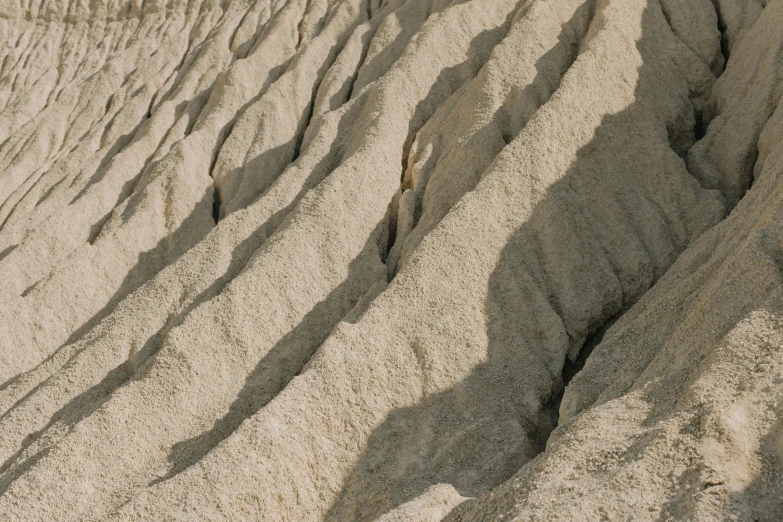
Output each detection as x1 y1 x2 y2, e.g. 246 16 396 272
0 0 781 520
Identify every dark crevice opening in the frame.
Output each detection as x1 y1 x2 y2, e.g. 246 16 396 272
748 143 760 192
381 192 398 268
211 185 221 224
709 0 730 64
345 22 377 102
694 107 708 141
146 92 156 119
207 122 233 223
546 313 623 428
292 91 317 163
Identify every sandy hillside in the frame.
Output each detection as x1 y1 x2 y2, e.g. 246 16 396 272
0 0 781 519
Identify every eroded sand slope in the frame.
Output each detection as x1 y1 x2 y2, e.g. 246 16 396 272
0 0 781 520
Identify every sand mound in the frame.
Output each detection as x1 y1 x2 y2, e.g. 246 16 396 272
0 0 781 519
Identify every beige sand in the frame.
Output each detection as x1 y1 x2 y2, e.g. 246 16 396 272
0 0 781 520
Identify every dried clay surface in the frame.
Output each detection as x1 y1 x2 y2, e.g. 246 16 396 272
0 0 781 520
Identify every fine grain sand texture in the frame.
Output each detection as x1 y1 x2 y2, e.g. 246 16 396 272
0 0 782 520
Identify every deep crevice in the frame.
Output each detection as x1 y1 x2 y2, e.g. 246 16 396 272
546 313 623 427
381 191 399 267
694 107 708 141
292 88 317 163
146 92 156 119
207 120 234 223
709 0 730 64
211 185 220 224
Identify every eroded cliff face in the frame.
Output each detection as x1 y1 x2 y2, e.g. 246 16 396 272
0 0 780 520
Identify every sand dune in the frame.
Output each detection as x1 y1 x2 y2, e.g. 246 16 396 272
0 0 781 520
